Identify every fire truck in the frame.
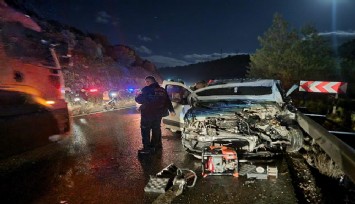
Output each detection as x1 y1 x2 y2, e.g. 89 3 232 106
0 43 70 158
0 43 70 129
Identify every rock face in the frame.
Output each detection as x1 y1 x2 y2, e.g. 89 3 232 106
0 0 161 93
108 45 136 67
0 0 41 32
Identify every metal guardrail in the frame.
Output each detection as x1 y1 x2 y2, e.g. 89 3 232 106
296 111 355 183
329 131 355 136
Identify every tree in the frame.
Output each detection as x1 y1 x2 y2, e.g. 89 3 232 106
248 13 335 89
339 39 355 82
248 13 298 88
295 25 336 81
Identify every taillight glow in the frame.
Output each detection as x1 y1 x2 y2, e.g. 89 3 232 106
89 88 98 92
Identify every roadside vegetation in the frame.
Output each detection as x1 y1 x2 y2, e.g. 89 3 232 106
248 13 355 131
248 13 355 180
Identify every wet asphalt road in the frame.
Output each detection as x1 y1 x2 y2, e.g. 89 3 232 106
0 107 299 204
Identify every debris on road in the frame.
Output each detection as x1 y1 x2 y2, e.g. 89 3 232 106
267 166 278 178
145 163 197 203
239 164 279 179
144 176 170 193
247 166 268 179
239 164 256 176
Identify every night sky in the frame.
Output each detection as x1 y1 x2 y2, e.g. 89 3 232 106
26 0 355 67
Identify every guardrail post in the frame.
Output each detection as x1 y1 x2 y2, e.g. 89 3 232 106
332 93 338 114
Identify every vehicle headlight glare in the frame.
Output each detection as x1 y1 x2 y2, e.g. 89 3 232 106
46 100 55 105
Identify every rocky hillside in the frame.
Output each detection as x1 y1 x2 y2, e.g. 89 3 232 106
0 0 161 92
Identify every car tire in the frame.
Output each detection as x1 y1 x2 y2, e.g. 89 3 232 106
286 126 304 153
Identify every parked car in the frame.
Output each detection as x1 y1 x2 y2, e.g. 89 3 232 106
161 79 303 159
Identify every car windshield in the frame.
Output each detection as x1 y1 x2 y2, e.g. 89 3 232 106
189 79 286 105
196 86 273 96
195 98 276 109
196 100 249 108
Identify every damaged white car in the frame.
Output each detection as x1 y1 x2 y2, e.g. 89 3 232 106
162 79 303 159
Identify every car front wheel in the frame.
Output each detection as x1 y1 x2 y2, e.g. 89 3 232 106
286 126 304 153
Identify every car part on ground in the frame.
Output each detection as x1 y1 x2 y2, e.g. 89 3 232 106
144 163 197 203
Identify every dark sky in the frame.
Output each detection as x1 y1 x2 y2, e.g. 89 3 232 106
26 0 355 67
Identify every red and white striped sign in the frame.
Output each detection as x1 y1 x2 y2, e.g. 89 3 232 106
299 81 347 94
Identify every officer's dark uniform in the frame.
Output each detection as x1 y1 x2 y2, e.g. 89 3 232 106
135 82 174 153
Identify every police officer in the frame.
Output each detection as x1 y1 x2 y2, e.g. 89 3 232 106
135 76 175 154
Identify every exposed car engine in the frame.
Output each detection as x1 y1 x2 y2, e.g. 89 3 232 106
182 103 303 158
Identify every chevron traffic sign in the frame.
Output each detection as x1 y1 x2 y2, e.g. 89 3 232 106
299 81 347 94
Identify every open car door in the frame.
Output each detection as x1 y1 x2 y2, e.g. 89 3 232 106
161 80 193 133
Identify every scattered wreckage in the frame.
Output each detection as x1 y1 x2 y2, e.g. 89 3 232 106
144 163 197 203
162 79 304 160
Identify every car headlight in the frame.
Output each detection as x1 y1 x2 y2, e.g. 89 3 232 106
46 100 55 105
